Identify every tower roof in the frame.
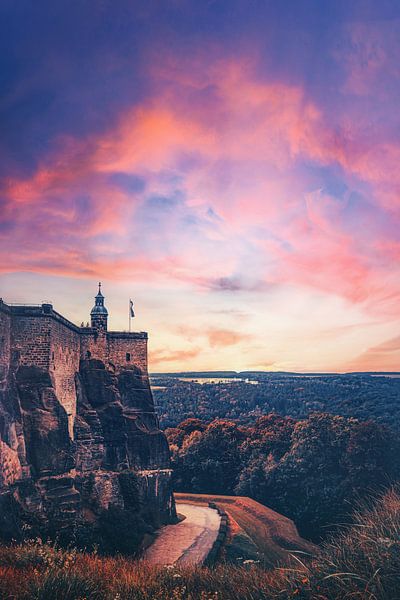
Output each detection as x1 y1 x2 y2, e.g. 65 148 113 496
90 282 108 316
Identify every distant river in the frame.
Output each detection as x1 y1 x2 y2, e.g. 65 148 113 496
177 377 259 385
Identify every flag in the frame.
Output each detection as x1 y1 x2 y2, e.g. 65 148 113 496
129 299 135 318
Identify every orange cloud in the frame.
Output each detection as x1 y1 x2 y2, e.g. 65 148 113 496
344 336 400 372
207 328 250 348
149 347 201 366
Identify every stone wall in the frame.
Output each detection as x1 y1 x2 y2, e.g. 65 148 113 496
49 317 81 434
10 311 51 371
6 306 81 433
80 330 108 363
3 303 148 389
107 333 148 373
80 331 148 374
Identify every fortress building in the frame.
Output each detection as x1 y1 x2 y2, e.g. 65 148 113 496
0 284 147 434
0 285 175 549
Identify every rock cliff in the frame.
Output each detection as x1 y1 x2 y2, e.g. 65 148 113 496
0 358 175 553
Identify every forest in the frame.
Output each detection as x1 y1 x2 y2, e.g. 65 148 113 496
166 413 400 541
153 373 400 429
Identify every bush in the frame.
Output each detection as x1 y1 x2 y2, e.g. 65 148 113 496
97 505 151 555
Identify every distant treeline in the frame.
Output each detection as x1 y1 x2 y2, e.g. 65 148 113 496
152 370 400 378
152 373 400 430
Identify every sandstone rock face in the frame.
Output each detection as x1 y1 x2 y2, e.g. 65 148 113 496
0 359 175 552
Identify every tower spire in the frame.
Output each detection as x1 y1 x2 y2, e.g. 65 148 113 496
90 282 108 330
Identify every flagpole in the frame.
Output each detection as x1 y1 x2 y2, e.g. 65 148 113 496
129 299 135 332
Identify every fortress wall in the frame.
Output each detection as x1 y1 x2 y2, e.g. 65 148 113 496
49 317 81 429
107 334 148 373
2 301 149 436
80 331 108 362
11 315 51 370
0 303 11 381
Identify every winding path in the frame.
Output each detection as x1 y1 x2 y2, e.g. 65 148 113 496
144 502 221 565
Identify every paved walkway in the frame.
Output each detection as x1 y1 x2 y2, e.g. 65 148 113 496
144 502 221 565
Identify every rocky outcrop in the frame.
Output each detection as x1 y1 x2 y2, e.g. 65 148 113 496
0 359 175 552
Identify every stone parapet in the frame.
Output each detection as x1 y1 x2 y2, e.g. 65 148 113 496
107 331 148 339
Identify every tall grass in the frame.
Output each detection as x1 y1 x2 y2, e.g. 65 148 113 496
0 489 399 599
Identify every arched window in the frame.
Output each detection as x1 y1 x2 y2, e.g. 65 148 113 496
86 350 92 359
126 352 131 362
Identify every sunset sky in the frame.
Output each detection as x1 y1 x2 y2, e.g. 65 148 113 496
1 1 400 372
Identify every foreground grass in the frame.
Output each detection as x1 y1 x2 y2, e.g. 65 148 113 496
0 489 399 599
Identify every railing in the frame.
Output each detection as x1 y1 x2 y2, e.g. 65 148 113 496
6 303 44 307
204 503 228 566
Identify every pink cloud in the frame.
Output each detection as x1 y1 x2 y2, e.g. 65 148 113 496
264 197 399 316
1 53 399 322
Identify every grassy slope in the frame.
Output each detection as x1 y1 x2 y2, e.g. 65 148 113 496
175 493 316 566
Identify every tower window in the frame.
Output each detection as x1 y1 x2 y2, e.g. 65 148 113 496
86 350 92 359
126 352 131 362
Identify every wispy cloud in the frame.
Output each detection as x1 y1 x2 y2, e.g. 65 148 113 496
207 328 251 348
149 347 202 366
344 336 400 372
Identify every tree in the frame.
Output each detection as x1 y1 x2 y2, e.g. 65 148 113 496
177 420 245 494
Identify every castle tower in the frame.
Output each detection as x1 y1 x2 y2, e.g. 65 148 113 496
90 282 108 331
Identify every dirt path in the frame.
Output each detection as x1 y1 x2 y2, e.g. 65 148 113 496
175 493 317 566
144 502 220 565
